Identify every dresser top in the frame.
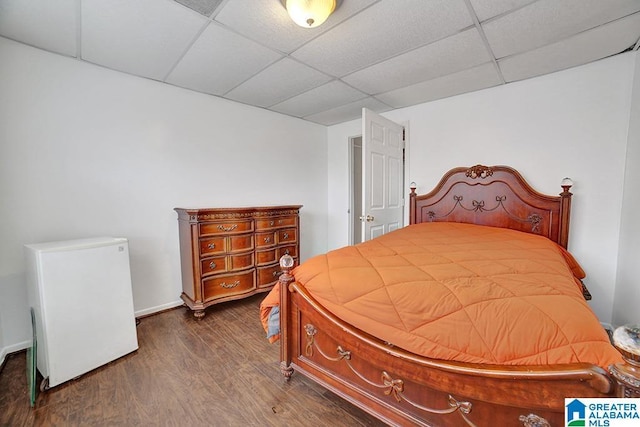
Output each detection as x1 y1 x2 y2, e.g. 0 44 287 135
174 205 302 222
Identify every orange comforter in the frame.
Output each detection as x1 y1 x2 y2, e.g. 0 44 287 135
290 222 621 367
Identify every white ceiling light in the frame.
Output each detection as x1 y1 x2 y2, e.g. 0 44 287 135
285 0 336 28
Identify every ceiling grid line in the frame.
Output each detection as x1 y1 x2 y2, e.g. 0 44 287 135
572 10 640 50
207 0 231 19
161 19 214 83
475 0 540 26
338 23 481 83
220 55 290 98
463 0 506 85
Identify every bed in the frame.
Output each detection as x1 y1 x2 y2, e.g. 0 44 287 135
262 165 640 426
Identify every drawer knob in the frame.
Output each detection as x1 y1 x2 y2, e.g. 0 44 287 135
269 221 275 226
264 236 271 243
209 261 216 269
218 224 238 232
208 243 216 249
283 232 289 240
272 271 282 277
220 281 240 289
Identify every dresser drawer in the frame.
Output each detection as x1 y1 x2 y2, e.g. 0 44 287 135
255 216 297 230
199 237 225 257
257 264 282 288
229 234 254 252
200 256 226 276
202 253 253 276
256 249 276 266
278 228 297 244
277 245 297 258
202 270 255 302
200 220 253 236
256 231 276 248
228 252 254 270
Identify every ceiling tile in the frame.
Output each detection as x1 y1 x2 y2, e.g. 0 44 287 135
483 0 640 58
376 62 502 108
0 0 77 57
499 12 640 82
291 0 474 77
225 58 332 108
81 0 207 81
166 23 283 96
343 28 491 95
468 0 535 22
270 80 368 117
304 97 392 126
214 0 377 54
174 0 224 17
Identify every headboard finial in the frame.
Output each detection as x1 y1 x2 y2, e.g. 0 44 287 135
466 165 494 179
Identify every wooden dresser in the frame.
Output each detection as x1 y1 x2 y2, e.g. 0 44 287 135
175 205 301 318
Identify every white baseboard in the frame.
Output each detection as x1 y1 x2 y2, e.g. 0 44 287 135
0 301 184 365
134 299 184 318
0 340 32 366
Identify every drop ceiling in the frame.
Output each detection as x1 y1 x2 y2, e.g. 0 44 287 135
1 0 639 125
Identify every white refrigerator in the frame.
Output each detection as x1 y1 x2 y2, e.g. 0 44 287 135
25 237 139 390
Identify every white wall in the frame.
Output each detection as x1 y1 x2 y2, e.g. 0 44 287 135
0 37 328 357
327 52 637 324
613 50 640 327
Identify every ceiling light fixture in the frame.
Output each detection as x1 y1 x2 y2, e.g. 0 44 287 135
284 0 337 28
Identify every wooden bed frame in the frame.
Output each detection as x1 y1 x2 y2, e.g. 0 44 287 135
277 165 640 427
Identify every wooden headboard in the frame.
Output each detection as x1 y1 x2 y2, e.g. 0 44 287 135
409 164 573 248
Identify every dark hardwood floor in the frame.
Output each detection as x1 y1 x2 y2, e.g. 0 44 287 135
0 295 386 426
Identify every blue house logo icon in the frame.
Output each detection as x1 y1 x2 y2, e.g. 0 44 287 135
566 399 586 426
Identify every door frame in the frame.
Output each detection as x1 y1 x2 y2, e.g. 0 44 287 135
348 135 362 246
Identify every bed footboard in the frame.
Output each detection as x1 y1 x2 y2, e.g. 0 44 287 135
277 256 640 426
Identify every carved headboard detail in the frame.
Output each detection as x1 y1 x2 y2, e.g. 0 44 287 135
409 165 572 248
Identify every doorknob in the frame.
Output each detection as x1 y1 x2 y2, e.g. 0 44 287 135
359 215 375 222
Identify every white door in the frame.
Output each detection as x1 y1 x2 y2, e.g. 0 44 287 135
361 108 405 241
